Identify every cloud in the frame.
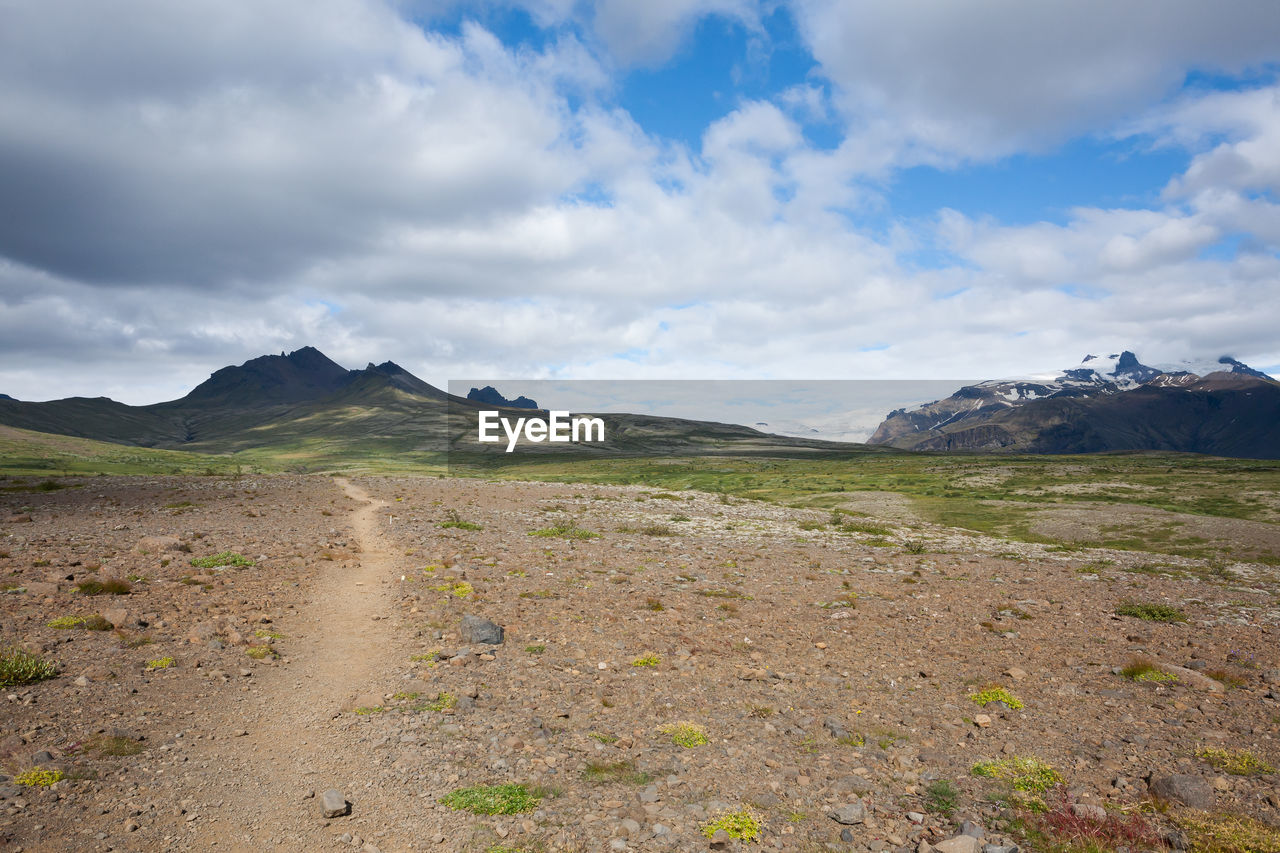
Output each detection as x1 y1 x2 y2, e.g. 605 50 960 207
791 0 1280 166
0 4 604 286
0 0 1277 405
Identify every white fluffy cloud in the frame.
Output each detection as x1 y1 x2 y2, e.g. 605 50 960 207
792 0 1280 166
0 0 1278 404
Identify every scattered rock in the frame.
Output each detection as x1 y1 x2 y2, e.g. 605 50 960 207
460 614 504 645
134 535 183 554
1149 774 1213 810
933 835 982 853
101 608 129 628
321 789 350 818
830 802 866 825
1071 803 1107 822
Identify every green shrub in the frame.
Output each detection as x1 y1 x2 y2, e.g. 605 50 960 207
528 522 600 540
0 646 58 687
1115 601 1186 622
924 779 959 816
441 783 541 814
85 735 144 757
971 757 1061 795
632 653 660 667
77 578 132 595
189 551 253 569
659 721 708 748
702 808 762 841
15 768 63 787
1196 747 1274 776
969 686 1025 709
1120 656 1178 683
440 510 483 531
583 759 653 785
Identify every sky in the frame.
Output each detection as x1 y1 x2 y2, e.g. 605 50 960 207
2 0 1280 404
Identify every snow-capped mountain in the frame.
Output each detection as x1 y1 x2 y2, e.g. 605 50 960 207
868 351 1278 457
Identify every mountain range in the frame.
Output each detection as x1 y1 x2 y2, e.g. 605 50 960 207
2 347 1276 462
0 347 846 463
867 351 1279 458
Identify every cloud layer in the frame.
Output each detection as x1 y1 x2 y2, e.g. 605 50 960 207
1 0 1278 402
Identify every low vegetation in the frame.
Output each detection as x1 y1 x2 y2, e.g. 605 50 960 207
658 721 708 748
1120 656 1178 683
582 759 652 785
702 808 762 842
923 779 958 817
971 756 1062 795
189 551 254 569
0 646 58 687
1196 747 1274 776
441 783 541 815
15 768 64 788
1175 811 1280 853
76 578 132 596
969 686 1024 709
1114 601 1187 622
528 521 600 540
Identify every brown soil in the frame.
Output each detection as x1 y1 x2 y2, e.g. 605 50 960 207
1 474 1278 852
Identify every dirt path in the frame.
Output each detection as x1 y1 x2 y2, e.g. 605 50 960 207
178 477 423 851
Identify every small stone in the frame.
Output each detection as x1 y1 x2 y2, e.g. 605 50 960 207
460 614 504 645
830 802 866 825
840 828 855 842
1150 774 1213 810
1004 667 1027 681
73 676 90 687
124 820 140 832
823 717 849 739
1071 803 1107 822
960 820 984 838
933 836 982 853
907 812 925 823
973 714 992 728
320 789 350 818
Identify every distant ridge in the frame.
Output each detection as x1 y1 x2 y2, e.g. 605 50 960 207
869 350 1279 458
178 346 352 406
466 385 539 409
0 347 847 462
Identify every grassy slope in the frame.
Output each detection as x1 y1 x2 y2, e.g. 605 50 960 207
453 452 1280 565
3 421 1276 565
0 425 266 477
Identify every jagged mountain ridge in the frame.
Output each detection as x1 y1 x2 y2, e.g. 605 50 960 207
869 351 1279 458
0 348 850 460
466 385 540 409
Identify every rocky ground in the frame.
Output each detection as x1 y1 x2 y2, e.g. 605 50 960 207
1 472 1278 852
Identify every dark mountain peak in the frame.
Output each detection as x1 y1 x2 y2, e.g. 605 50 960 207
467 385 540 409
1114 350 1161 382
0 393 13 401
1218 356 1272 379
338 359 449 401
363 360 411 376
180 346 352 406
